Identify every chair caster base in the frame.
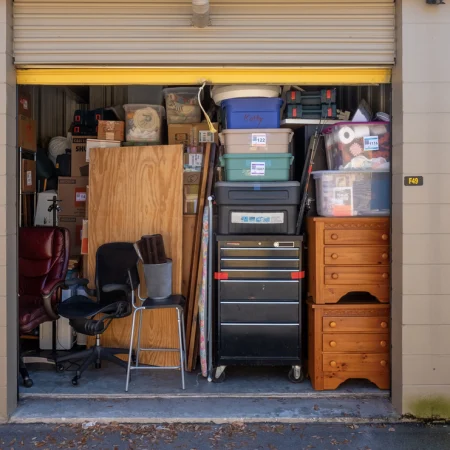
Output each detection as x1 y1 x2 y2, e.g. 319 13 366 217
23 378 34 388
72 376 79 386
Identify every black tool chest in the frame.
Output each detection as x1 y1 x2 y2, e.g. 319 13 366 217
213 235 304 382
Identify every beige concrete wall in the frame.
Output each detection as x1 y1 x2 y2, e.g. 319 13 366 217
392 0 450 418
0 0 17 421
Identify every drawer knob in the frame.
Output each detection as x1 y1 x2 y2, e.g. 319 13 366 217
381 321 388 329
329 341 337 348
331 234 339 240
382 273 389 279
382 234 388 241
382 253 388 260
330 360 337 368
331 253 338 260
329 321 337 328
380 360 388 367
331 273 339 280
380 340 387 348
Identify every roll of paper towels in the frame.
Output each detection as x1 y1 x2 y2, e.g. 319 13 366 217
338 126 355 145
354 125 370 139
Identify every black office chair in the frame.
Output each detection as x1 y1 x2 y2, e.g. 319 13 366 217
56 242 138 385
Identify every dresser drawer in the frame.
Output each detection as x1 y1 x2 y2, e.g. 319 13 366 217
221 302 299 324
323 317 389 333
322 333 389 353
324 266 390 285
324 230 389 246
323 353 390 372
324 246 389 266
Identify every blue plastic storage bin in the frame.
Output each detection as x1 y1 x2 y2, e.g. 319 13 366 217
222 98 283 129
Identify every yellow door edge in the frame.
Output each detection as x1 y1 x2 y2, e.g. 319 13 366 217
16 66 391 85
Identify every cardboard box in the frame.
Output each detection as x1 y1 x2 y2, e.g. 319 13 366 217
21 159 36 193
85 186 89 219
183 153 203 169
58 176 89 217
81 220 88 255
97 120 125 142
168 123 218 146
35 190 59 226
59 215 83 256
183 171 201 185
18 116 37 151
183 184 199 214
86 139 121 162
18 87 32 118
71 136 96 176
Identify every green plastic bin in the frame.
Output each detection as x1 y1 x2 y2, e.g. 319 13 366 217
219 153 294 182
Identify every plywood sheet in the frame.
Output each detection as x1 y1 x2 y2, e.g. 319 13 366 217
88 145 183 366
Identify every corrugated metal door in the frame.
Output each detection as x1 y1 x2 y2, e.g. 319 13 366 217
13 0 395 66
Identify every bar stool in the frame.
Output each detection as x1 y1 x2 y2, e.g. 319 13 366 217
125 268 187 392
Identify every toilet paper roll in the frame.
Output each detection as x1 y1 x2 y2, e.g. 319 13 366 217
371 124 388 136
338 126 355 145
354 125 370 139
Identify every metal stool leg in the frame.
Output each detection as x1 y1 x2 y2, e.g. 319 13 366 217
125 307 139 392
135 308 144 367
181 310 187 369
177 308 186 390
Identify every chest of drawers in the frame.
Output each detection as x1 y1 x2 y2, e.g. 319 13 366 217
306 217 390 304
307 301 390 390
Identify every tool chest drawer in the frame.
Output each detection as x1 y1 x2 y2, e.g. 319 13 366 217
219 280 300 301
221 258 300 270
220 324 300 358
221 247 300 259
221 302 299 324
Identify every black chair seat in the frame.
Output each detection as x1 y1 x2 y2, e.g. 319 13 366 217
142 294 186 310
58 295 124 318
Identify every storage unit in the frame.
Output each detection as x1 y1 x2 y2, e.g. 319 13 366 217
214 235 304 381
307 217 390 304
222 98 283 129
219 129 293 154
215 182 301 235
308 301 390 390
313 170 390 217
324 122 391 170
219 153 294 182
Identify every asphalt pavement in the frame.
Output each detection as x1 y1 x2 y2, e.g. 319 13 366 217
0 422 449 450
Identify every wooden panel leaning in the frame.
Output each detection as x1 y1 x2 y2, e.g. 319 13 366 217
306 217 390 304
87 145 184 367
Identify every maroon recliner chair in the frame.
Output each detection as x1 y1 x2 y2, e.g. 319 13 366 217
19 226 70 387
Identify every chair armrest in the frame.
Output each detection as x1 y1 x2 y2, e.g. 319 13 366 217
65 278 97 297
41 281 65 321
102 284 131 295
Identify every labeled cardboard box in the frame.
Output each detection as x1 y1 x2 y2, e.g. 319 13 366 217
18 87 32 118
59 215 83 256
97 120 125 142
183 171 201 185
18 116 37 151
71 136 96 176
168 123 219 146
58 176 89 217
81 220 88 255
86 139 121 162
21 159 36 193
183 153 203 169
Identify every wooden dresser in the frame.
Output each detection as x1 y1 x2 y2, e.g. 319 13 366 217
308 301 390 390
306 217 390 304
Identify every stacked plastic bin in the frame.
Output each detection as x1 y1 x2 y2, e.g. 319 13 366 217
285 89 338 120
313 121 391 217
216 95 301 235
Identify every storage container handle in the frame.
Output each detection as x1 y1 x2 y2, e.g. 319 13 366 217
218 132 224 145
288 130 294 143
290 155 295 165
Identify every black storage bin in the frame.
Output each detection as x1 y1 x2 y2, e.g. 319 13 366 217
215 181 301 235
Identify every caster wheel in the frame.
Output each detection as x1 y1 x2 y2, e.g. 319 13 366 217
212 368 226 383
95 362 101 369
288 367 305 384
56 364 65 373
72 377 79 386
23 378 33 388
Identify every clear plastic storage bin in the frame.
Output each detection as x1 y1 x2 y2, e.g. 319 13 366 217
219 129 293 154
163 87 201 124
324 122 391 170
123 104 164 142
312 170 390 217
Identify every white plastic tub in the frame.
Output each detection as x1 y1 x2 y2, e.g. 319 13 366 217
313 170 390 217
163 87 201 124
123 104 164 142
212 85 281 105
219 129 293 154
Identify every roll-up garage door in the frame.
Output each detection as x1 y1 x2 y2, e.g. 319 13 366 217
13 0 395 66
